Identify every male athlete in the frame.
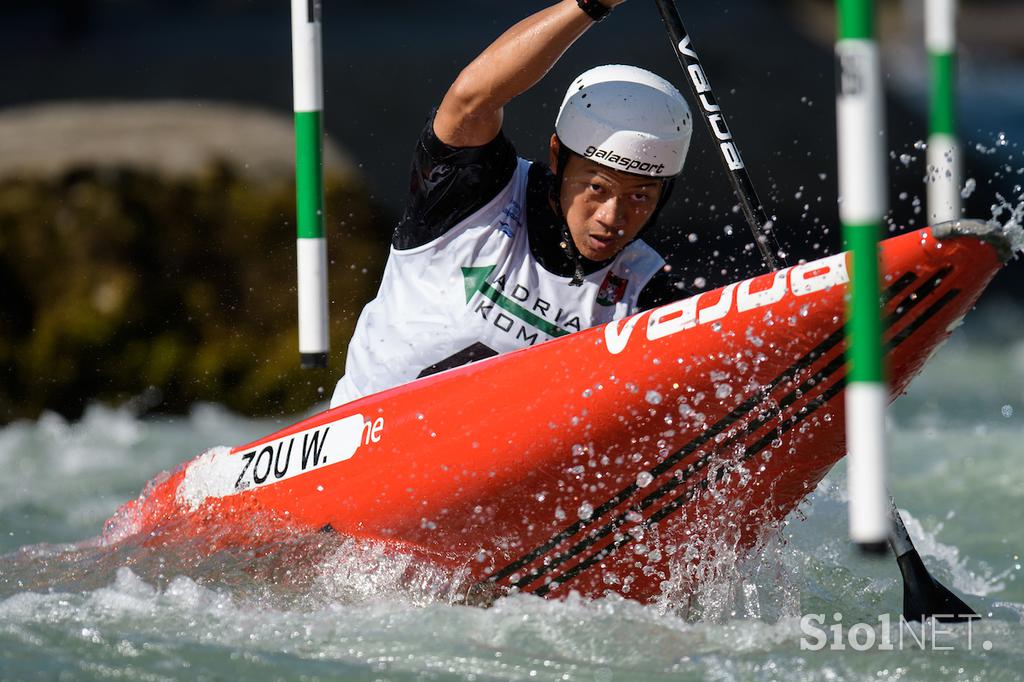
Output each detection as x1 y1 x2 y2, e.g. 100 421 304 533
330 0 693 407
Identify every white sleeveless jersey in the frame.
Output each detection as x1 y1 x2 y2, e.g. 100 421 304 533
330 159 665 407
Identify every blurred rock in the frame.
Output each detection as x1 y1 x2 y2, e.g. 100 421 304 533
0 101 390 423
0 100 355 181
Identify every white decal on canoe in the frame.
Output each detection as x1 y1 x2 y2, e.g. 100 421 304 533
604 253 850 354
175 413 368 510
697 282 738 325
737 270 788 312
647 295 700 341
604 313 645 355
791 253 849 296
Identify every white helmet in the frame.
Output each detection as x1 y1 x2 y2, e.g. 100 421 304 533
555 64 692 178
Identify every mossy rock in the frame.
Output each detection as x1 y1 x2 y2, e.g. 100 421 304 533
0 102 391 423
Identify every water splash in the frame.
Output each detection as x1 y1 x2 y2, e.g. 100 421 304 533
988 189 1024 254
897 510 1007 597
2 371 1023 679
312 537 474 607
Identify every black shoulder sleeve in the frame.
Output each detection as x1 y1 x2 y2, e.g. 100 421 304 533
636 265 693 311
392 113 518 250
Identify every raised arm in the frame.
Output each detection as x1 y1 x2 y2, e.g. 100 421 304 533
434 0 624 148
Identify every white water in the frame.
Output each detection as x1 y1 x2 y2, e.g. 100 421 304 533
3 133 1024 680
2 304 1023 681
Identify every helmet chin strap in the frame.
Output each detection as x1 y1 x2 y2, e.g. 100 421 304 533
645 177 675 233
551 139 587 286
550 137 675 287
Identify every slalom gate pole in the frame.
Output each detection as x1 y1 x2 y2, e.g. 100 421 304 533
836 0 890 552
652 0 785 272
291 0 330 369
926 0 961 222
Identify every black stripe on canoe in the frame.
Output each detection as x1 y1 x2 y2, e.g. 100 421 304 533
713 265 955 456
534 287 960 596
524 273 950 594
488 270 920 586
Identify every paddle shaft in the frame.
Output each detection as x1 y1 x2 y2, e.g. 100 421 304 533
652 0 784 272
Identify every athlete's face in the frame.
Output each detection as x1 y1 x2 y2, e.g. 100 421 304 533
550 136 662 262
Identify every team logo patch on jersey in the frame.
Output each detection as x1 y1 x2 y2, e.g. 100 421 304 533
596 273 627 307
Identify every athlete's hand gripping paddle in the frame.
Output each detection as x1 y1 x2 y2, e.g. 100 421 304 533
651 0 785 272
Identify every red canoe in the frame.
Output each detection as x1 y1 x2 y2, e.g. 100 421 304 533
106 221 1011 603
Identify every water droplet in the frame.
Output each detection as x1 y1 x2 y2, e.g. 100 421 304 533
715 384 733 399
961 178 977 198
1002 404 1014 418
636 471 654 487
578 502 594 520
645 390 662 405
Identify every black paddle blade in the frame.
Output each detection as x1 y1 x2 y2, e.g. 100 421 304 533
897 549 980 623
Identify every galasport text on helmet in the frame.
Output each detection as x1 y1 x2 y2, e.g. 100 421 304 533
555 64 693 178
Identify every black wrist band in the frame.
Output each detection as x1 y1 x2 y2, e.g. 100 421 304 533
576 0 612 22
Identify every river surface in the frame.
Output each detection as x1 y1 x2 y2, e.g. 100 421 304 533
2 3 1023 676
1 298 1023 681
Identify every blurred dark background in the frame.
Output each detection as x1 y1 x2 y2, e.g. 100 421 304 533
1 0 1021 421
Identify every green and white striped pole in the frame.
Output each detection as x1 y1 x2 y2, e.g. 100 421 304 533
836 0 890 551
926 0 961 223
292 0 330 369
